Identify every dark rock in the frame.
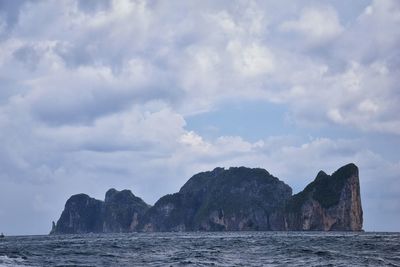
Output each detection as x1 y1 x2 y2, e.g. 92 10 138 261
49 221 56 235
51 163 363 234
103 188 149 232
139 167 292 231
51 189 149 234
53 194 103 234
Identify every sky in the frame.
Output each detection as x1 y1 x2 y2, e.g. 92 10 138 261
0 0 399 235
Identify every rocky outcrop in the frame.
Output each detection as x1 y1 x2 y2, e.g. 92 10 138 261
51 189 149 234
139 167 292 231
102 189 150 232
52 194 103 234
51 163 363 234
284 163 363 231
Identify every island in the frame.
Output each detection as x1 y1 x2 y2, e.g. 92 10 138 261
50 163 363 234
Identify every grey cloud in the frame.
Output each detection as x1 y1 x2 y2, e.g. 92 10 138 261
54 43 96 68
0 0 31 34
13 44 41 70
77 0 111 13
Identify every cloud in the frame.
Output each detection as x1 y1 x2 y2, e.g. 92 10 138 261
338 0 400 64
1 0 398 134
281 60 400 134
228 41 275 76
0 0 32 35
280 5 344 45
76 0 111 14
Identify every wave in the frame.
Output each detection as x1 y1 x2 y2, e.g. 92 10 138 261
0 255 26 267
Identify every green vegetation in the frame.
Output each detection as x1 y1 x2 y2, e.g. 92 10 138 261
188 167 290 225
286 163 358 212
146 166 292 230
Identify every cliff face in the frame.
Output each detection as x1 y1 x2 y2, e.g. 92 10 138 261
52 163 363 234
52 189 149 234
53 194 103 234
140 167 292 231
284 163 363 231
103 189 150 232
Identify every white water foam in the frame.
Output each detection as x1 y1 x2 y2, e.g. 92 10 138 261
0 255 26 267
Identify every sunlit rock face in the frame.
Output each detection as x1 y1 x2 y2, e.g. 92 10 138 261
284 163 363 231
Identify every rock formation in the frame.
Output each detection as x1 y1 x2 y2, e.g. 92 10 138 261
51 163 363 234
140 167 292 231
103 189 150 232
53 194 104 234
51 189 149 234
284 163 363 231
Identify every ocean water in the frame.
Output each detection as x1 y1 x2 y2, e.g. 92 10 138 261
0 232 399 266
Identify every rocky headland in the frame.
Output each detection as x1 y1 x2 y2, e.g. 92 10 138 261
50 189 149 234
51 163 363 234
284 163 363 231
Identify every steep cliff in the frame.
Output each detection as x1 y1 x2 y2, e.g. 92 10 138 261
51 189 149 234
53 194 103 234
285 163 363 231
51 163 363 234
103 189 150 232
140 167 292 231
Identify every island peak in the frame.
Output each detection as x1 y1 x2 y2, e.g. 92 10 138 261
51 163 363 234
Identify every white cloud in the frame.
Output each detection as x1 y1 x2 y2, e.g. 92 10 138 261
228 41 275 76
338 0 400 63
358 99 379 114
180 131 211 153
280 5 343 45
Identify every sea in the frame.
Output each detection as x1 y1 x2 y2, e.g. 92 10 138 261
0 232 399 266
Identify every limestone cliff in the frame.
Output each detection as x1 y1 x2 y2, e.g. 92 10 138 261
103 189 150 232
139 167 292 231
51 163 363 234
51 189 149 234
52 194 103 234
284 163 363 231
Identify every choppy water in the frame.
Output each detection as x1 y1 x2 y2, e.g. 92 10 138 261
0 232 399 266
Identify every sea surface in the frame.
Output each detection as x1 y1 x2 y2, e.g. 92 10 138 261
0 232 399 266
